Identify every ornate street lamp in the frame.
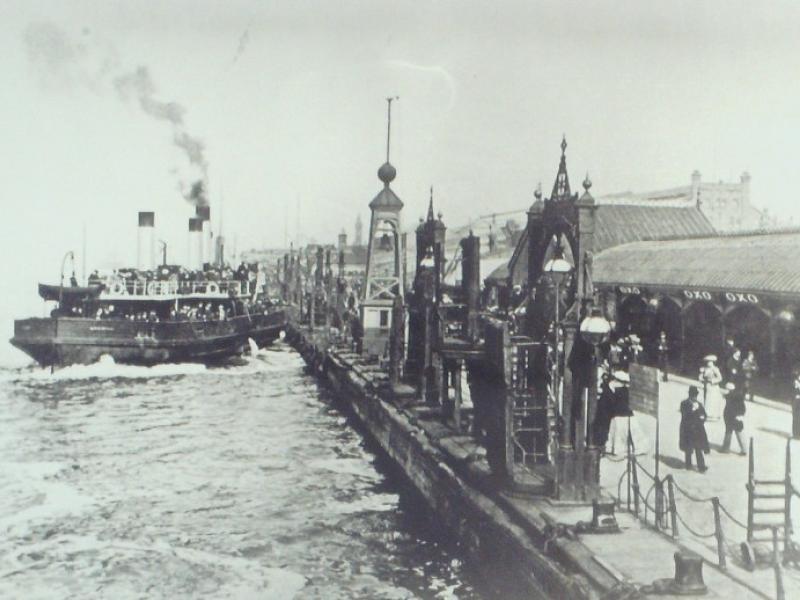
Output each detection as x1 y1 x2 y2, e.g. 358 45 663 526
579 306 611 448
580 306 611 345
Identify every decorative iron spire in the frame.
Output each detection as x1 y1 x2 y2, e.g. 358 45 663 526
427 186 435 221
550 135 572 200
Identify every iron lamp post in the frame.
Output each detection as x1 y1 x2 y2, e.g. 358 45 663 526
579 306 611 449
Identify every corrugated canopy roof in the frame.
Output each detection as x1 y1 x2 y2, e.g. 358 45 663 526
490 203 715 287
594 230 800 295
594 204 714 252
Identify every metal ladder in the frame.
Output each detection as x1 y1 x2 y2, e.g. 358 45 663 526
509 338 550 466
747 438 794 558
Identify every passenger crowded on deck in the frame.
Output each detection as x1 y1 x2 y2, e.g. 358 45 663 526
50 261 278 322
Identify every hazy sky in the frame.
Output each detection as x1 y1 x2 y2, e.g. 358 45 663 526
2 0 800 363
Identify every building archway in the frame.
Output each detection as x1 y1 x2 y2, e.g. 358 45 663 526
618 294 648 338
774 307 800 389
682 301 723 371
723 304 771 374
653 296 682 364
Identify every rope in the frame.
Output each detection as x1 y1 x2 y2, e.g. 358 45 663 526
633 460 657 481
718 502 749 530
640 482 670 525
673 508 718 539
670 478 716 504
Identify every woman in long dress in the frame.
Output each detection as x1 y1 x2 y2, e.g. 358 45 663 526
699 356 723 420
604 371 650 456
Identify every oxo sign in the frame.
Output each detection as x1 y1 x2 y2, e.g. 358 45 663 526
681 289 759 304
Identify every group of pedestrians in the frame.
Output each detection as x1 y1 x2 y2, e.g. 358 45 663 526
679 339 757 472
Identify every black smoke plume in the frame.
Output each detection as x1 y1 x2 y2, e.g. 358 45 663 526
24 21 208 205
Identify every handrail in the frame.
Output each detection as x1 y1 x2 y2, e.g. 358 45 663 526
101 279 247 297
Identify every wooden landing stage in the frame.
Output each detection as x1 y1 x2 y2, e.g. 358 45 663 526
287 325 764 600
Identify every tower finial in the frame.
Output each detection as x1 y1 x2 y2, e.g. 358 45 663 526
378 97 400 185
386 96 399 163
551 137 572 199
583 172 592 191
534 182 542 200
427 186 434 221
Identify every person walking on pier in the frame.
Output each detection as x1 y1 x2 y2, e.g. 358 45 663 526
742 350 758 402
726 348 744 388
721 382 747 455
657 331 669 382
679 386 709 472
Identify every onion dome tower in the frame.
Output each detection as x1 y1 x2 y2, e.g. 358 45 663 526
361 97 404 357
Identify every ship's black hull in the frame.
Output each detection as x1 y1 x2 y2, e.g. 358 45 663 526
10 311 286 367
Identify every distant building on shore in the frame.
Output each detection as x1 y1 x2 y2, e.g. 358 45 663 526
598 170 777 232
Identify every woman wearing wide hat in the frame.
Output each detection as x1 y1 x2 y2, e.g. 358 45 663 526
698 355 723 420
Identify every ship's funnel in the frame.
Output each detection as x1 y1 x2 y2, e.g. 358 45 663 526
215 235 225 267
137 211 155 271
196 206 210 221
196 206 212 266
188 217 204 270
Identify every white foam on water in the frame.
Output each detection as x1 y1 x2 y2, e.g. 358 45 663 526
0 462 97 536
3 354 207 383
0 533 307 600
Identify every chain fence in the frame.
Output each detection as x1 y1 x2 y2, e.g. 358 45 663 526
609 436 800 599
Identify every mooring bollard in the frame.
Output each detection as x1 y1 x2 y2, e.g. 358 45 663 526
588 499 620 533
641 551 708 595
672 552 708 595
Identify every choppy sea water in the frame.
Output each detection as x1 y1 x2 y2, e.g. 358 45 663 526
0 343 489 600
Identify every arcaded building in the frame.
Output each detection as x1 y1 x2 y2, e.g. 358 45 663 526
593 229 800 389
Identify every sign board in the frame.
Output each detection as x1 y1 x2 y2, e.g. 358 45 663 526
629 363 659 418
614 285 761 306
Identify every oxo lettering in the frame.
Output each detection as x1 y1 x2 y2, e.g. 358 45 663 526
682 290 712 301
724 292 759 304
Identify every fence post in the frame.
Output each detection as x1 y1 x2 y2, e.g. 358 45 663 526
747 436 754 543
667 475 679 538
626 437 632 512
773 526 786 600
712 497 726 570
785 438 793 559
632 456 641 519
653 478 663 530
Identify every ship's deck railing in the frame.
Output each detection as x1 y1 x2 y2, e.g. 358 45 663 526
102 279 248 298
